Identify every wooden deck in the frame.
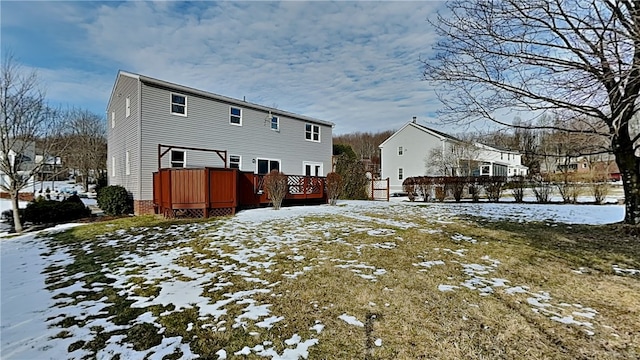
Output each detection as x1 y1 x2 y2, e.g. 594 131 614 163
153 167 327 218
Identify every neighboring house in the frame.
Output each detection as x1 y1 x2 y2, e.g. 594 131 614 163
0 141 37 200
34 155 66 181
379 118 528 192
541 155 620 181
107 71 334 215
473 143 529 178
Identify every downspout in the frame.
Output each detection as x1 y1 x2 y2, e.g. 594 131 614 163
137 79 142 201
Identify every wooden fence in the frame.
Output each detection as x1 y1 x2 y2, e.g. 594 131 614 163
153 167 326 218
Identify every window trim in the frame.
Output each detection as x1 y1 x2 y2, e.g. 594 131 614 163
305 123 320 142
111 157 115 177
398 167 403 180
170 150 186 168
125 151 131 175
302 161 323 177
125 97 131 118
256 157 281 175
229 106 242 126
111 111 115 128
229 154 241 170
270 116 279 131
398 146 403 156
170 93 187 116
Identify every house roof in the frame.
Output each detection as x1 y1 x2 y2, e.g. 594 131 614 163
413 123 460 141
474 142 520 154
378 121 460 148
108 70 334 127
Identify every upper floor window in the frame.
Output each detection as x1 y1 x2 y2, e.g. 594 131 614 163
125 97 131 117
229 155 241 169
171 150 185 167
398 146 404 156
111 111 115 128
171 93 187 116
305 123 320 142
271 116 279 131
230 107 242 125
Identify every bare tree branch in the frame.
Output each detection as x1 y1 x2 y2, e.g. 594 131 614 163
424 0 640 224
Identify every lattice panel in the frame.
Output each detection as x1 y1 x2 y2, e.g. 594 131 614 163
172 208 205 218
209 207 234 217
368 179 389 201
372 189 388 200
288 176 304 194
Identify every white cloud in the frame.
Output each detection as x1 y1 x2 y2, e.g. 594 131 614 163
2 1 448 134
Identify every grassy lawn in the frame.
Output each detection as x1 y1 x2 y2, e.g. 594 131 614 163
38 203 639 359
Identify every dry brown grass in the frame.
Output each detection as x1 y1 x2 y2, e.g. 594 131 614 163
46 209 640 359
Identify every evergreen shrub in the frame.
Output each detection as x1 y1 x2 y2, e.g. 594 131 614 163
97 185 133 215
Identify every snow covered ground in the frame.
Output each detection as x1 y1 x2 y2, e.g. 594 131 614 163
0 199 633 359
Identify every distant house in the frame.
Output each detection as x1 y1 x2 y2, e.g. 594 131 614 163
34 155 66 181
106 71 334 214
473 143 529 178
542 155 620 181
0 140 37 200
379 118 528 192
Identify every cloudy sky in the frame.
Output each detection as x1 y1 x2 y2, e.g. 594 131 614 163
2 1 453 135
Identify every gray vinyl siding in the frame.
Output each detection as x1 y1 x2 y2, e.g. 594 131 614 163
106 74 141 198
137 82 332 201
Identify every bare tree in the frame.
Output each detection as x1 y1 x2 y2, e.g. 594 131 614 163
0 54 68 232
425 0 640 224
264 170 288 210
425 147 455 176
326 172 343 205
62 109 107 192
425 137 481 176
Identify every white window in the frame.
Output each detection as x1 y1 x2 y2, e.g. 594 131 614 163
256 158 280 175
582 162 588 169
398 146 403 156
111 157 115 177
125 97 131 117
305 123 320 142
171 93 187 116
230 107 242 125
398 168 403 180
229 155 241 169
125 151 131 175
303 161 323 176
271 116 279 131
171 150 185 167
111 111 115 128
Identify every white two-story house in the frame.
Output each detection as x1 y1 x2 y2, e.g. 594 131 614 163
106 71 334 214
379 118 528 192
